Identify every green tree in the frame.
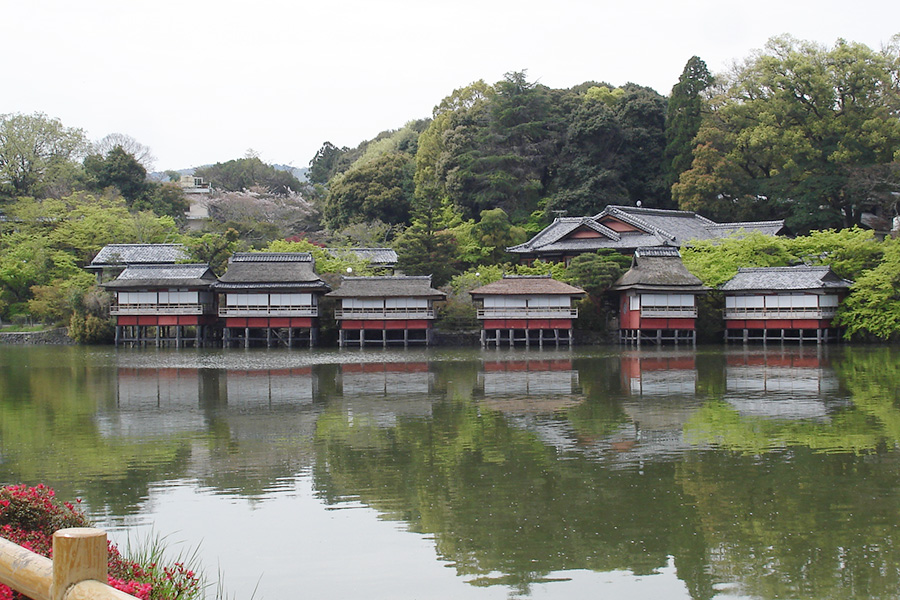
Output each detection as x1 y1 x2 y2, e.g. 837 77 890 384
184 229 241 276
437 72 566 221
664 56 713 190
321 152 415 230
674 36 900 232
83 145 150 202
681 232 794 287
470 208 527 264
550 84 668 214
195 157 303 194
565 250 631 296
0 113 89 199
308 141 348 185
395 215 460 287
835 236 900 340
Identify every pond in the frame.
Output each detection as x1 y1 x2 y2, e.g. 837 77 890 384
1 344 899 600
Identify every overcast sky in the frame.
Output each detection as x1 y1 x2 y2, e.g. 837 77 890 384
3 0 898 172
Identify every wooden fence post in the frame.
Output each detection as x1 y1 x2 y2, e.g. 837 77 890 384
51 528 108 600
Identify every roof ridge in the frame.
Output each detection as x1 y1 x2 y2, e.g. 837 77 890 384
709 219 785 228
605 207 676 241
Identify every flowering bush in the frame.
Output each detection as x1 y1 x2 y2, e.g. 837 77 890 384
0 485 202 600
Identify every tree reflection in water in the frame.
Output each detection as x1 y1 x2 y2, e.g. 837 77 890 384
1 345 899 599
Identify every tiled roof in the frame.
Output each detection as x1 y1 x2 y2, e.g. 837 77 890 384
613 247 707 291
326 276 445 299
89 244 188 267
215 252 330 291
326 248 399 266
102 264 216 289
229 252 312 263
469 275 586 297
720 266 853 292
508 205 785 255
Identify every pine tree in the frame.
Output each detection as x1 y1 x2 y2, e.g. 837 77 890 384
664 56 712 189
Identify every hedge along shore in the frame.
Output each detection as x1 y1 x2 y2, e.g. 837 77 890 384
0 328 75 345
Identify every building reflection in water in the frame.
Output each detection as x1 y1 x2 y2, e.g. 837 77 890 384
476 359 582 411
723 348 846 420
334 362 436 427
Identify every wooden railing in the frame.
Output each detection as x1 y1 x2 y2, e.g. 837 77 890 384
219 305 318 317
0 528 139 600
476 307 578 319
110 303 213 315
334 307 435 320
640 306 698 318
724 307 836 320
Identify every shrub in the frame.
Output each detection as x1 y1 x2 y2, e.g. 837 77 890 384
0 485 202 600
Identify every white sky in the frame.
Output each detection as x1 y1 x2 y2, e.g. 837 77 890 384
3 0 898 172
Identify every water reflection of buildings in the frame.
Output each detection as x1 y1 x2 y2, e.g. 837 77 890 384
102 367 322 491
614 352 706 460
333 362 436 426
476 359 582 412
595 349 847 461
474 359 584 454
621 352 698 397
723 349 845 420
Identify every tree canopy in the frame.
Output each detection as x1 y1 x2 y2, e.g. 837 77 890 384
673 36 900 231
194 157 304 194
0 113 90 199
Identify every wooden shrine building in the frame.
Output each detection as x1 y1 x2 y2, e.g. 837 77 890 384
612 246 708 346
507 205 785 264
720 266 852 344
104 264 218 347
469 275 585 347
327 276 446 347
215 252 331 348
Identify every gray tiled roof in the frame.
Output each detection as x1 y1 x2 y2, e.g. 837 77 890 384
508 205 785 255
469 275 586 297
720 266 853 292
613 247 707 292
326 276 445 299
326 248 399 266
102 264 216 289
215 252 330 292
89 244 188 268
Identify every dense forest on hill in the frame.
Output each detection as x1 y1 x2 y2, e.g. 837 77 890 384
1 34 899 341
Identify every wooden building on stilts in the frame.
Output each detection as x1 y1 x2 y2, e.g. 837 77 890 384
720 266 852 344
327 276 446 347
215 252 330 348
612 246 708 346
469 275 585 348
104 264 219 347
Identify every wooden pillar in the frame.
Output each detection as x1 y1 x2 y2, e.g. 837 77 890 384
480 329 485 348
51 528 107 600
114 326 121 347
403 328 409 348
245 327 250 348
266 327 272 347
382 329 387 348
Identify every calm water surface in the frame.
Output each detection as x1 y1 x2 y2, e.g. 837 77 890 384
2 344 899 600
